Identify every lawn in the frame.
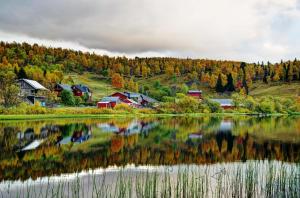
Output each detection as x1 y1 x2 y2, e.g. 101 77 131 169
249 81 300 97
64 73 120 101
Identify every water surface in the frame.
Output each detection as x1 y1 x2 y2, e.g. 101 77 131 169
0 116 300 197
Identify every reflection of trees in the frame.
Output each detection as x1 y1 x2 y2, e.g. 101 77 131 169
0 127 18 153
1 116 300 181
1 131 300 181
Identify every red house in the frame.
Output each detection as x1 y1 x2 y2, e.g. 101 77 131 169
187 90 202 99
211 99 234 109
111 92 128 100
97 97 120 108
71 84 92 101
54 84 72 97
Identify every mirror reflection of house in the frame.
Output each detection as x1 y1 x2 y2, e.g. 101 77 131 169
98 120 158 136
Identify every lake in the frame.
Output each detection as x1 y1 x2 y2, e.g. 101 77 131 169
0 116 299 197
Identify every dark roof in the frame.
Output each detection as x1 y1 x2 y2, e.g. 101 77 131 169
56 84 72 91
124 91 158 103
140 94 158 103
72 85 91 93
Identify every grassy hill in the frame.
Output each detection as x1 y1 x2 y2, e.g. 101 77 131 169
249 82 300 97
63 72 300 101
63 73 119 101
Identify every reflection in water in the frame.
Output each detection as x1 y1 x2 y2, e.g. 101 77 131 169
0 116 299 181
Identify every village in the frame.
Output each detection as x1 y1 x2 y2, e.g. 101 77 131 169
16 78 234 110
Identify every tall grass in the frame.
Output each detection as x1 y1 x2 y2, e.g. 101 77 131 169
0 161 299 198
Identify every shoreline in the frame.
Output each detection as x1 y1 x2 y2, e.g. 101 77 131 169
0 112 297 121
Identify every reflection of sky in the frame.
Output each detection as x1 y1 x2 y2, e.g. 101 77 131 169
0 161 297 197
97 120 158 136
219 121 232 132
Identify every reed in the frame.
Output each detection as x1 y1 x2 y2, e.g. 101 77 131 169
0 161 299 198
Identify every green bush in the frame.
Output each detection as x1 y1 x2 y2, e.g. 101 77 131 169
61 90 75 106
255 98 275 114
203 99 222 113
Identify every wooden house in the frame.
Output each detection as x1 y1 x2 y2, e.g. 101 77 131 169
100 91 157 108
97 97 121 108
211 99 234 109
71 84 92 101
54 84 72 96
187 90 202 99
17 79 48 106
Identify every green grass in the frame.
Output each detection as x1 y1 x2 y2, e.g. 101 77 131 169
63 72 300 100
136 74 300 98
249 82 300 97
64 73 119 100
0 112 294 121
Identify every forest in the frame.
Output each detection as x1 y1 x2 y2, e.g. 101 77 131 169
0 41 300 114
1 42 300 91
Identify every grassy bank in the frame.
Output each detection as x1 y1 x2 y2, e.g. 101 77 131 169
0 112 292 121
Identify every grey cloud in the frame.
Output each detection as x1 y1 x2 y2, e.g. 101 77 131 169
0 0 300 62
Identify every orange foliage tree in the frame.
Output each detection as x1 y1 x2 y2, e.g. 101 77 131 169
111 73 124 89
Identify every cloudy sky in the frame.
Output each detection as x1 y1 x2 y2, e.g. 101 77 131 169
0 0 299 62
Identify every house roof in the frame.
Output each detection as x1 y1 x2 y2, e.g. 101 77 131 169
124 91 158 103
19 79 48 90
140 94 157 103
101 97 120 102
188 90 202 94
124 91 140 98
211 99 233 106
57 84 72 91
72 84 90 93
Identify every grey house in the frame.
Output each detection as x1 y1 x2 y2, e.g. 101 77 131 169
17 79 48 106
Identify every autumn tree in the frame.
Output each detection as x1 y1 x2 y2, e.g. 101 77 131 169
127 77 138 92
111 73 124 89
241 62 249 95
0 66 20 107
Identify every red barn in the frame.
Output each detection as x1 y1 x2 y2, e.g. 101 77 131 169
211 99 234 109
187 90 202 99
111 92 128 100
97 97 120 108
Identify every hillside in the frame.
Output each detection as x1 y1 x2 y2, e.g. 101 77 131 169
249 82 300 97
64 72 300 101
63 73 119 101
1 42 300 102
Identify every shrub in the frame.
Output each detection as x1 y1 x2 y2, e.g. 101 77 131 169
61 90 75 106
114 103 133 112
75 97 83 106
244 96 256 111
255 98 275 114
203 99 222 113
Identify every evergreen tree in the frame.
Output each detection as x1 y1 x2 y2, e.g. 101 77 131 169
18 67 27 79
215 74 224 93
225 73 235 92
